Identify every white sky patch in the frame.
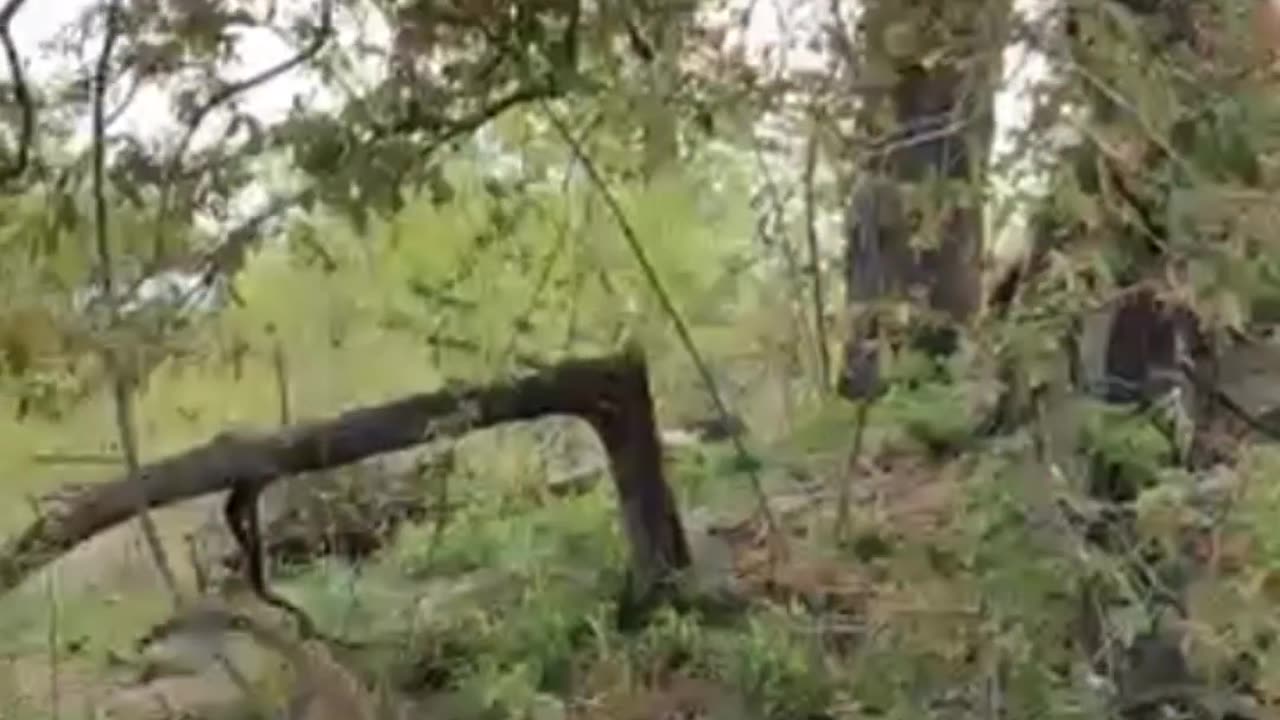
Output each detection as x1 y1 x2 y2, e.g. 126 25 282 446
986 0 1069 264
12 0 823 144
12 0 389 150
9 0 393 248
720 0 834 76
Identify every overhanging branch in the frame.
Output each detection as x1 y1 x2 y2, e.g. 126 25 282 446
187 81 561 290
152 0 336 258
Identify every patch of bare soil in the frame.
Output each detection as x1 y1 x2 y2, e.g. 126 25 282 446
708 450 969 621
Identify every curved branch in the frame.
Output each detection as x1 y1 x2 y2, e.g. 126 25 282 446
0 0 33 186
0 0 25 24
0 350 690 608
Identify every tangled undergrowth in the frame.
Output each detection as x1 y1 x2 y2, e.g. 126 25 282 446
115 377 1275 719
3 362 1280 719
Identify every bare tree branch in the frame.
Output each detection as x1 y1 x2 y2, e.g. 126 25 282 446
371 81 558 142
103 69 143 128
0 0 27 24
181 81 559 293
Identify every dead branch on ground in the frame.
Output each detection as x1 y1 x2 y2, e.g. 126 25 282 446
0 347 690 617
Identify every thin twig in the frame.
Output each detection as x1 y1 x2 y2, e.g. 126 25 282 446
823 0 859 77
152 0 335 260
802 122 831 389
91 0 182 608
539 100 786 554
45 571 59 720
139 81 559 309
498 218 571 368
835 399 870 542
1065 59 1204 185
272 338 291 426
747 129 818 389
31 452 124 466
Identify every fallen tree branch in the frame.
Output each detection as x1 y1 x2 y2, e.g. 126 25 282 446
0 346 690 613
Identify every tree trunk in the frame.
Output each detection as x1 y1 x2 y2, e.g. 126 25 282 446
837 1 1005 400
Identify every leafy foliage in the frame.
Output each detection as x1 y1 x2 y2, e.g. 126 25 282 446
5 0 1280 718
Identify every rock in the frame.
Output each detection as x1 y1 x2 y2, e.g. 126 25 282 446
547 462 605 497
136 632 277 683
104 623 287 720
683 519 749 616
1218 338 1280 419
136 632 221 679
97 673 262 720
529 693 567 720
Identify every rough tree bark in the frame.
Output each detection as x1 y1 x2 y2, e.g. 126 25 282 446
0 346 691 619
837 1 1005 400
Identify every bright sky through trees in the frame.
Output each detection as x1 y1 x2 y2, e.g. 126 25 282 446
8 0 1055 265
